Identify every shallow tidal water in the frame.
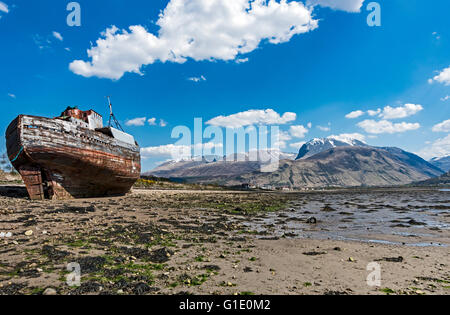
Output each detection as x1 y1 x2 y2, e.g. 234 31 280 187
244 189 450 247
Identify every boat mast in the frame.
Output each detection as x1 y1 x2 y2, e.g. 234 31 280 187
107 96 124 131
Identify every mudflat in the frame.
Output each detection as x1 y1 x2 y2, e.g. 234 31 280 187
0 186 448 295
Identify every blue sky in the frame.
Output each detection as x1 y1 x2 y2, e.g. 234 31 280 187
0 0 449 171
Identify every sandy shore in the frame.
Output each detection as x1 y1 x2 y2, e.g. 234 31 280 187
0 186 448 295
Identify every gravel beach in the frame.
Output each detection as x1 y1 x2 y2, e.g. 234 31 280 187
0 186 448 295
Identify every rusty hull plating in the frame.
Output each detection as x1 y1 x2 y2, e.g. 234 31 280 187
5 110 141 200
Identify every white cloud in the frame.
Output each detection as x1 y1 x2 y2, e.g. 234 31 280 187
317 125 330 132
307 0 365 12
357 119 420 134
275 130 293 149
429 66 450 86
33 34 52 50
125 117 147 126
441 95 450 102
432 32 441 40
289 125 309 138
345 110 364 119
235 58 249 64
188 75 206 82
148 118 157 126
367 108 381 116
345 104 423 120
417 135 450 160
290 141 306 149
379 103 423 120
432 120 450 133
160 119 168 127
279 130 292 141
0 2 9 13
141 142 222 159
69 0 318 80
329 133 366 143
52 31 63 41
141 144 183 157
206 109 296 128
7 93 16 99
307 122 312 128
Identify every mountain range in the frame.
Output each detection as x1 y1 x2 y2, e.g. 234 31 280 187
429 156 450 172
415 171 450 186
145 137 445 188
146 150 296 179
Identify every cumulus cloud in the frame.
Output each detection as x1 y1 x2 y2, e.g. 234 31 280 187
273 130 293 149
141 144 183 157
188 75 206 82
345 104 422 121
141 142 222 159
429 66 450 86
441 95 450 102
52 31 63 41
417 135 450 160
69 0 318 80
290 141 306 149
235 58 249 64
206 109 296 128
345 110 364 119
125 117 147 127
317 125 331 132
307 0 365 12
357 120 420 134
33 34 52 50
432 31 441 40
126 117 166 127
289 125 309 138
367 109 381 116
432 119 450 133
379 103 423 120
0 1 8 13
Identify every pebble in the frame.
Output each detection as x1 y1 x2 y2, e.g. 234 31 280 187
43 288 57 295
25 230 33 236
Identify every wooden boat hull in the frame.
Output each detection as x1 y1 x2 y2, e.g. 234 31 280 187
5 115 141 200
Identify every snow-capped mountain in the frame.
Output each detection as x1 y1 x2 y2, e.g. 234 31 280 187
144 137 444 188
226 149 296 162
429 156 450 172
296 136 368 160
144 149 296 178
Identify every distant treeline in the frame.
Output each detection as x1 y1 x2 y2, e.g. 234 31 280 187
140 175 186 183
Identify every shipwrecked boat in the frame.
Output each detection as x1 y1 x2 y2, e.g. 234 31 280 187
5 103 141 200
